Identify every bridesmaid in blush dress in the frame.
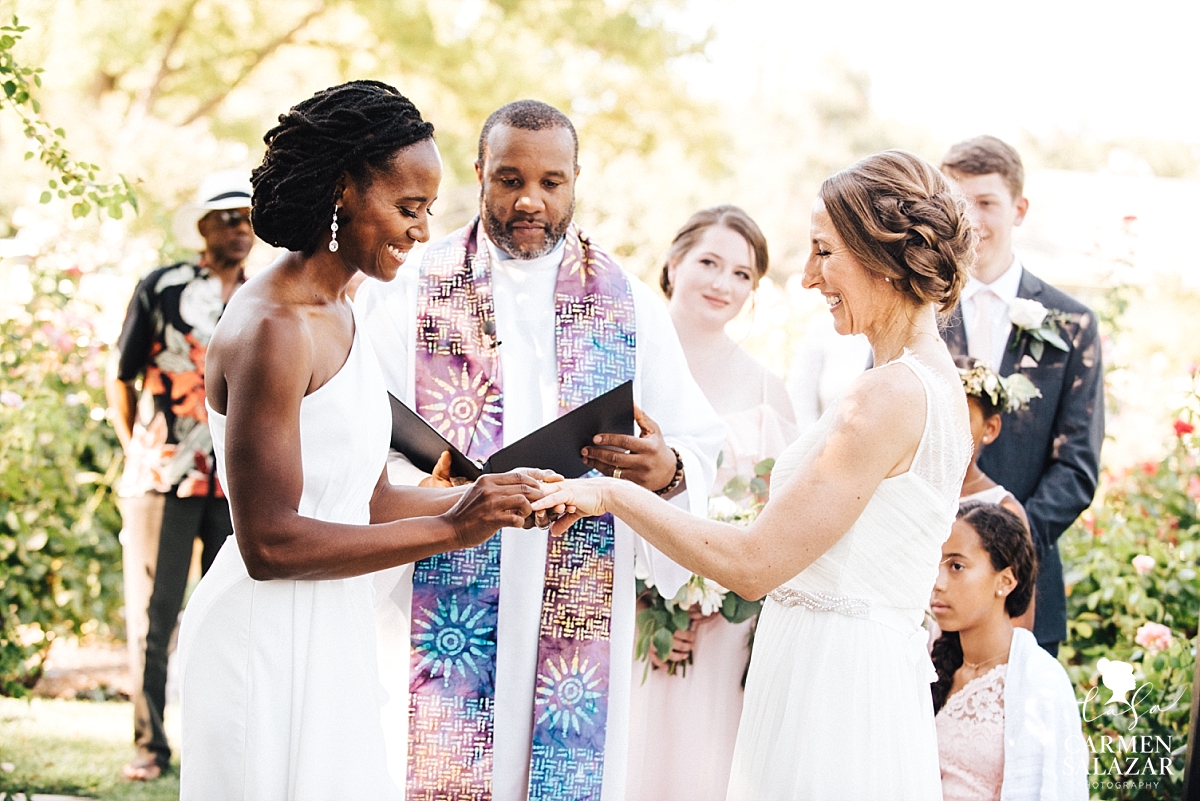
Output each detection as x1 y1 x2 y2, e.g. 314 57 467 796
627 206 797 801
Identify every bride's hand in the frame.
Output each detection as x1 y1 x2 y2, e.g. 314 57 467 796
512 468 564 529
531 478 609 535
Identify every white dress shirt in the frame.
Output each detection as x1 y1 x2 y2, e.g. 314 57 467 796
960 255 1023 371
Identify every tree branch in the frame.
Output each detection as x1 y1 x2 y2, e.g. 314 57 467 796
142 0 202 117
179 4 325 127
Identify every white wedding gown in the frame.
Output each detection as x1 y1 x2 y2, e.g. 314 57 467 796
177 317 401 800
727 351 971 801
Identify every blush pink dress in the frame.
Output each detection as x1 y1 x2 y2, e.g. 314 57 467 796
626 370 797 801
936 664 1007 801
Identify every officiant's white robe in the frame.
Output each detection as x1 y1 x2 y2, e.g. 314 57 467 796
356 236 725 801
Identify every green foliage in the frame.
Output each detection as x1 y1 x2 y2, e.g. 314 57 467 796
0 258 124 697
1060 412 1198 800
0 15 138 221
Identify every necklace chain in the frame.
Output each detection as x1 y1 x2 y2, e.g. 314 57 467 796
962 653 1005 672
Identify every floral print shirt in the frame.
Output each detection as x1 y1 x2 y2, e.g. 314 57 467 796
115 262 242 498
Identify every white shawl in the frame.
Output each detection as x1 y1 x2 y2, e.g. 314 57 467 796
1001 627 1089 800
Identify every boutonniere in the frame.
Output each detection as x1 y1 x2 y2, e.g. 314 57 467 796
1007 298 1069 362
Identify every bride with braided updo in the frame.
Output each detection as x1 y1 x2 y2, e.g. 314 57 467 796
535 151 976 798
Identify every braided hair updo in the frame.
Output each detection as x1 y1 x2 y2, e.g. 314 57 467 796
251 80 434 255
930 502 1038 712
819 150 976 312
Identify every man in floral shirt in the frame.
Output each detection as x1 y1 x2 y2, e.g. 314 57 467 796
105 170 254 780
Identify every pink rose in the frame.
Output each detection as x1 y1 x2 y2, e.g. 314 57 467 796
1131 555 1156 575
1134 622 1173 653
1188 475 1200 502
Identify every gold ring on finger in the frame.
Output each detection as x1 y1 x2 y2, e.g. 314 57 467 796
612 467 622 480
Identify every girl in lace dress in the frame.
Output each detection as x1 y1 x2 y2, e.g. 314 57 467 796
930 502 1086 801
627 206 797 801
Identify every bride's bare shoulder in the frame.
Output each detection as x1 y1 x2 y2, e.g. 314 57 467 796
834 361 926 442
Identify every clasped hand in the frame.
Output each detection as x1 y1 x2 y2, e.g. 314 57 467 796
441 463 570 549
530 477 610 535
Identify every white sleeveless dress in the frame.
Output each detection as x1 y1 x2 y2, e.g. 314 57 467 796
177 317 400 800
627 369 798 801
726 351 971 801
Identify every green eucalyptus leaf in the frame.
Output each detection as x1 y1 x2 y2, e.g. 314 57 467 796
723 475 749 500
651 627 674 661
1042 331 1068 352
1029 338 1045 362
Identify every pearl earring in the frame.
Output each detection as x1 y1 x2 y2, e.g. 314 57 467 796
329 204 340 253
996 590 1004 597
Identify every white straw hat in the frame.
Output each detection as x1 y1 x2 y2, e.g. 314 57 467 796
171 170 253 251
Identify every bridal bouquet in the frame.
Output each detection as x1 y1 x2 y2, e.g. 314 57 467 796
633 458 772 678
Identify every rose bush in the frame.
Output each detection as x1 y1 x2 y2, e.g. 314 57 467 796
1060 409 1198 800
0 254 124 696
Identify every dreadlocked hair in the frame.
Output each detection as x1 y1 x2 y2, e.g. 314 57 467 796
930 501 1038 712
251 80 434 255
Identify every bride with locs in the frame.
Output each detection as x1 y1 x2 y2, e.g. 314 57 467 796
176 81 552 799
536 150 976 799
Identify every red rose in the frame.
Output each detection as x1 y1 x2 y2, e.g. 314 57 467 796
1174 419 1195 437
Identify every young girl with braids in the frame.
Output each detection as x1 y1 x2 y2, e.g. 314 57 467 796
930 502 1086 801
957 356 1036 523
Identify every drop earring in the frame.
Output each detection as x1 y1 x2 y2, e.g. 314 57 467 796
329 204 340 253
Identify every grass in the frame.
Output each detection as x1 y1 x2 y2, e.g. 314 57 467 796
0 698 178 801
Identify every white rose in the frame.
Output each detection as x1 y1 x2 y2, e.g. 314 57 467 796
708 495 739 520
1008 298 1048 329
698 579 728 616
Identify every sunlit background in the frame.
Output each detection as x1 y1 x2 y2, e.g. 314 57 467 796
2 0 1199 457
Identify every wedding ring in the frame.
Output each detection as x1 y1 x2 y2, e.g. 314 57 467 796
612 467 622 480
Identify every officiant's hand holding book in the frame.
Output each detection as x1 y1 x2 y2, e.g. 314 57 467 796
390 380 635 481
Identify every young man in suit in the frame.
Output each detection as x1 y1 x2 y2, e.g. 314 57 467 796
940 136 1105 656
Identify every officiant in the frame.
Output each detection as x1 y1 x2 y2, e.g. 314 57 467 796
357 100 724 801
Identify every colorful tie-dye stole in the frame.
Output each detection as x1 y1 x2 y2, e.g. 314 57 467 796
409 219 635 801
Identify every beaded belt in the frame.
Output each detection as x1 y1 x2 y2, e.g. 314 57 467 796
767 585 936 683
767 586 869 617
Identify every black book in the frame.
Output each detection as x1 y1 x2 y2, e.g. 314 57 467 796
388 380 634 480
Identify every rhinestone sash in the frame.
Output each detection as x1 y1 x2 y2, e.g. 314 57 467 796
767 586 870 617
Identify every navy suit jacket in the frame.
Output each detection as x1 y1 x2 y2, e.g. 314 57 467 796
944 268 1105 644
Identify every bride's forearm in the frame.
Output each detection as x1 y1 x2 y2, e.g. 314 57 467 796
603 479 767 600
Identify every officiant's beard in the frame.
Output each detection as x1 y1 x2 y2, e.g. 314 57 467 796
482 199 574 260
